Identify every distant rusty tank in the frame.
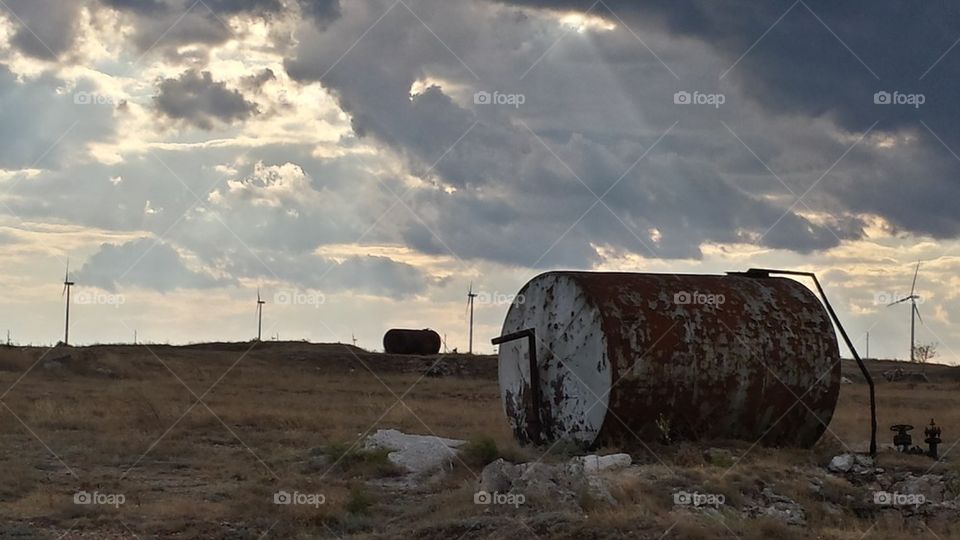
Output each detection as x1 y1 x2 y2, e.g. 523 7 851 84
383 328 442 355
494 271 841 448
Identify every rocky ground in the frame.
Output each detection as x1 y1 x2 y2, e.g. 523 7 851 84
0 343 958 538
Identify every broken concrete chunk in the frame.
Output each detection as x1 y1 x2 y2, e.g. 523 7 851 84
363 429 465 475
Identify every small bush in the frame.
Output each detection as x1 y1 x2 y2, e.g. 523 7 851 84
345 485 374 515
460 436 500 467
322 442 402 478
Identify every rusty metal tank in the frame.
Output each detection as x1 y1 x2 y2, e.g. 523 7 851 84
494 271 841 448
383 328 442 355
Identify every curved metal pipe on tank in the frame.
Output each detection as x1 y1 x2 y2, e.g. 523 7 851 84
383 328 442 355
492 271 841 449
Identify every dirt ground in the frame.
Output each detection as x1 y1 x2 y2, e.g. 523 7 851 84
0 342 957 539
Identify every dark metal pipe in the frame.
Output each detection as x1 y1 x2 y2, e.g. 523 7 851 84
731 268 877 456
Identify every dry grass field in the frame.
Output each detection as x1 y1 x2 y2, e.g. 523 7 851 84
0 343 958 539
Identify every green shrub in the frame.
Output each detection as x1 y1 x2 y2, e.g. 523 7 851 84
460 436 500 467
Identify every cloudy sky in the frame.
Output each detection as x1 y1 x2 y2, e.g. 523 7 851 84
1 0 958 361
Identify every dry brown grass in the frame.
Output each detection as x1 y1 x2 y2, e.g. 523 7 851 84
0 344 958 538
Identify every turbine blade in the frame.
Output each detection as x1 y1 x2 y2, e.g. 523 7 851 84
888 297 910 306
914 304 924 325
910 261 920 296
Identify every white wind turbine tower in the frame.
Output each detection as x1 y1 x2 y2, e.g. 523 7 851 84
256 288 266 342
888 261 924 362
62 261 75 346
467 282 478 354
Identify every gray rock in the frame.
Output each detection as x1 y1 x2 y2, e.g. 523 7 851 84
478 458 518 495
828 453 875 475
476 453 630 510
891 474 946 504
567 453 632 474
744 488 807 526
363 429 465 476
828 454 855 473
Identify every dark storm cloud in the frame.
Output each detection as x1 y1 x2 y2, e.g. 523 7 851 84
2 0 83 60
222 250 432 298
505 1 960 142
154 70 259 129
77 238 232 292
97 0 341 61
298 0 341 25
100 0 169 15
508 0 960 240
283 0 856 265
203 0 283 15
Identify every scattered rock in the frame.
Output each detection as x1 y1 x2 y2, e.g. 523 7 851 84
744 488 807 526
891 474 946 504
828 453 876 475
828 454 855 473
567 453 632 474
476 453 631 510
703 448 735 465
363 429 465 476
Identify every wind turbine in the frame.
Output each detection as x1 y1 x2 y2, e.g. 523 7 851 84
888 262 924 362
256 288 266 341
467 282 478 354
62 261 75 346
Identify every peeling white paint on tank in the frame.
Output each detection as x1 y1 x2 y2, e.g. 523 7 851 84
499 273 610 446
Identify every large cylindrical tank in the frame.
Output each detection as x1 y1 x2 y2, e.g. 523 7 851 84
383 328 442 355
496 271 840 448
